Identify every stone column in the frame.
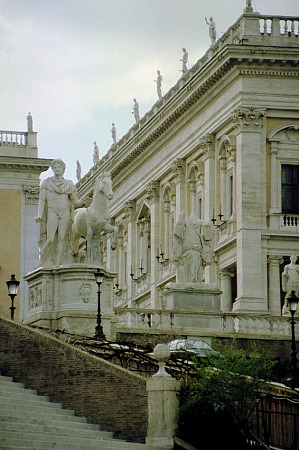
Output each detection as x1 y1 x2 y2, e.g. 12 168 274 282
219 268 235 312
202 134 215 223
232 107 268 312
124 200 136 308
146 181 160 308
268 255 284 316
146 344 180 449
269 140 280 214
171 158 186 221
202 134 216 284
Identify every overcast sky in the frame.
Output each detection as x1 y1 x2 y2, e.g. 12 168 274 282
0 0 298 180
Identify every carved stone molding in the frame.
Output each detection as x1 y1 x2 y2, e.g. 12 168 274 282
201 134 215 158
267 255 284 266
79 283 93 303
29 286 42 309
146 181 160 202
123 200 136 219
23 185 39 204
232 107 265 130
171 158 185 179
219 268 235 279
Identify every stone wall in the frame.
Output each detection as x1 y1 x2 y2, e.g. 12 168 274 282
0 317 148 443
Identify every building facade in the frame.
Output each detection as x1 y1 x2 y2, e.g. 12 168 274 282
1 5 299 345
74 6 299 340
0 119 51 319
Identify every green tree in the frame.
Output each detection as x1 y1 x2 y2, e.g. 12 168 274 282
178 340 277 448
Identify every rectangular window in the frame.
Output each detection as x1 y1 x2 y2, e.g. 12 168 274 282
282 165 299 214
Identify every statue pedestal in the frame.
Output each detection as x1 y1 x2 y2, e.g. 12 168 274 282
164 282 222 312
23 264 117 340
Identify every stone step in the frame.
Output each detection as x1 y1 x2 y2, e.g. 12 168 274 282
0 389 50 401
0 375 149 449
0 408 89 424
0 421 113 440
0 440 147 450
0 394 66 408
1 415 101 431
0 397 75 413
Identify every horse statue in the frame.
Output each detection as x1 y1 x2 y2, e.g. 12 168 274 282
73 172 118 263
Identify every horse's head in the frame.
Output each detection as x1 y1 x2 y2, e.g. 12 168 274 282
95 172 114 200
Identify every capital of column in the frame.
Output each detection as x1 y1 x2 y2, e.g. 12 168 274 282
23 185 40 204
201 134 215 159
146 181 160 202
124 200 136 220
170 158 185 180
267 255 284 267
219 268 235 279
232 107 266 131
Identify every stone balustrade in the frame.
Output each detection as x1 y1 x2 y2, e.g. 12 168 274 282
114 307 293 337
259 16 299 37
0 130 27 146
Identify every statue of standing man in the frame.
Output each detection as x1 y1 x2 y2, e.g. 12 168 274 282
155 70 163 100
205 16 217 44
282 255 299 313
35 158 85 268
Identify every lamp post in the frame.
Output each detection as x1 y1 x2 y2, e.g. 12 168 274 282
287 290 299 388
6 274 20 321
94 269 106 340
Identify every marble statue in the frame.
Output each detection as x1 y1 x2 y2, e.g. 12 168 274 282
27 112 33 132
282 255 299 310
132 98 140 123
35 158 85 268
73 172 118 264
173 212 213 283
180 48 188 74
93 141 100 165
155 70 163 100
76 160 81 181
111 123 117 145
205 16 217 44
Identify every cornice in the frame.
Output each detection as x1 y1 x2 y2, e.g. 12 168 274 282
78 39 299 192
0 157 51 174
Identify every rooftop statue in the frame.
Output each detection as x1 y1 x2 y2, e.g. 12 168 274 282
205 16 217 44
73 172 118 264
93 141 100 165
180 48 188 74
111 123 117 145
173 211 214 283
282 255 299 311
35 158 85 268
155 70 163 100
132 98 140 123
27 112 33 132
76 160 82 181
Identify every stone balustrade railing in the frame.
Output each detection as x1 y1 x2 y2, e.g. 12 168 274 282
114 307 292 337
259 16 299 37
0 130 27 146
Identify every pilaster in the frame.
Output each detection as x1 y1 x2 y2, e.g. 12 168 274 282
232 107 268 312
219 268 235 313
124 200 136 308
146 181 160 308
170 159 185 221
267 255 284 316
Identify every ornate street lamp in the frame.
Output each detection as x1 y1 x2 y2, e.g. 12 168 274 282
6 274 20 321
287 291 299 389
94 269 106 340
